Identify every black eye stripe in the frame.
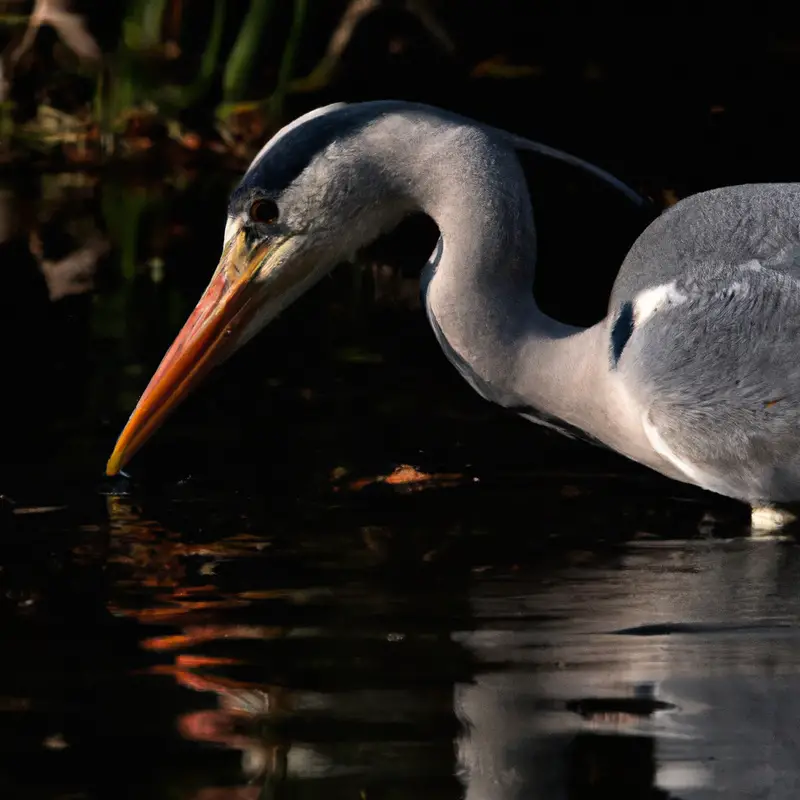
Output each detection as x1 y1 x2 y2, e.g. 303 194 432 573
610 301 634 368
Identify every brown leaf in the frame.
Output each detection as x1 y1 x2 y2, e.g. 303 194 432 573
383 465 431 484
345 464 465 492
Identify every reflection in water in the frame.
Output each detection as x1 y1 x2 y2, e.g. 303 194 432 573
456 538 800 800
72 494 800 798
103 495 470 799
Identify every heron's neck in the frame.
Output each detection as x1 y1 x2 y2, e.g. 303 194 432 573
417 134 614 442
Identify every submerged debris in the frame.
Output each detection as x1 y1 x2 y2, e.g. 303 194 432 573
333 463 465 493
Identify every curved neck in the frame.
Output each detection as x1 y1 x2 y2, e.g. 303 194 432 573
407 123 613 440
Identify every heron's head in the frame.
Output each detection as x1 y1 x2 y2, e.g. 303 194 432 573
106 102 422 475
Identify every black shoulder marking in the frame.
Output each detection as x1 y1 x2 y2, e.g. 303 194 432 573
609 301 635 368
229 112 369 211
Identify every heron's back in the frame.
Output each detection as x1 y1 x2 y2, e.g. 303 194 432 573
610 183 800 309
606 184 800 502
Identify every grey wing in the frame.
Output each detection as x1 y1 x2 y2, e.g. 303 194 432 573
608 183 800 504
610 183 800 310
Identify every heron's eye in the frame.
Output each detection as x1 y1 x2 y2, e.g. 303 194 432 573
249 198 279 225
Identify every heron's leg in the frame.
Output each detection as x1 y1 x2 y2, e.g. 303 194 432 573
750 504 798 535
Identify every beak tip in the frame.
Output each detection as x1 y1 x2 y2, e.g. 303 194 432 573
105 450 124 477
101 230 260 477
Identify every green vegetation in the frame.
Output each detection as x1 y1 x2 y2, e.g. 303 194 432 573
1 0 326 162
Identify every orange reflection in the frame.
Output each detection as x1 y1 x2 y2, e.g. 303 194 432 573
172 670 293 798
142 625 283 652
105 497 293 796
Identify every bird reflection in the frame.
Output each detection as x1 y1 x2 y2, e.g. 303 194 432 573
453 674 678 800
105 496 465 797
102 492 800 800
175 678 289 798
567 732 672 799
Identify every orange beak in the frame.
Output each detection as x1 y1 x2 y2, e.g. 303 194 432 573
105 229 280 476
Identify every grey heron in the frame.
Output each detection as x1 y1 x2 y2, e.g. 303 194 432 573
106 100 800 529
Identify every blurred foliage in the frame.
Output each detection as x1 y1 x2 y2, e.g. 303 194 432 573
0 0 447 164
221 0 277 105
0 0 319 163
0 0 535 167
102 0 226 125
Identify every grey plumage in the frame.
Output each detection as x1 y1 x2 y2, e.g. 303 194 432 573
219 101 800 512
614 186 800 503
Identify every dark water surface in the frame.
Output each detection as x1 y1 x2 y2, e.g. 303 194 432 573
1 168 799 800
